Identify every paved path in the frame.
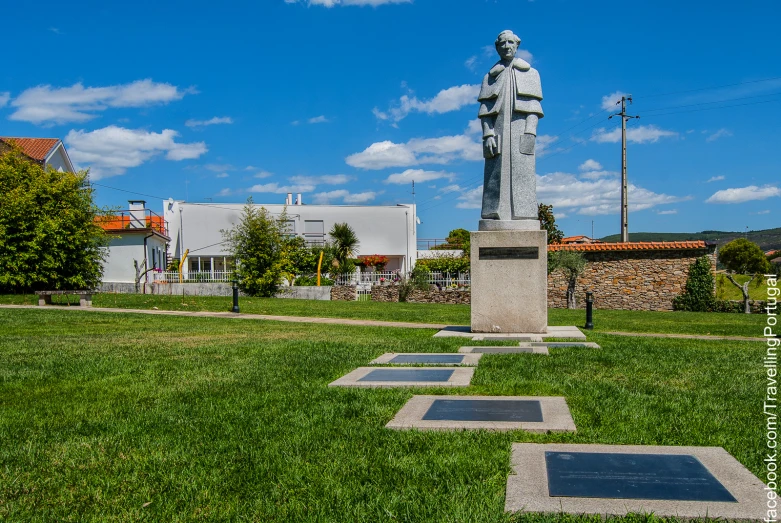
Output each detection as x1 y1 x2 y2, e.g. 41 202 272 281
1 305 767 341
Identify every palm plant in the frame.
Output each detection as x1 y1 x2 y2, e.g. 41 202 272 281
329 222 360 270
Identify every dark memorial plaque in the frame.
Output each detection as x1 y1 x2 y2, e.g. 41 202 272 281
545 452 737 502
389 354 465 364
423 399 543 422
472 347 534 353
359 369 455 382
479 247 539 260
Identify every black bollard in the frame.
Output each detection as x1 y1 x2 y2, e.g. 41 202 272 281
231 279 240 313
584 291 594 330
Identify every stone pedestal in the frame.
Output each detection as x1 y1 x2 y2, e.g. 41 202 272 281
470 229 547 333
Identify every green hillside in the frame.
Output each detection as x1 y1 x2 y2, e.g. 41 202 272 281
600 227 781 250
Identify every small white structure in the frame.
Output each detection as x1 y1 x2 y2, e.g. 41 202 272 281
0 137 75 172
164 195 417 276
100 201 170 286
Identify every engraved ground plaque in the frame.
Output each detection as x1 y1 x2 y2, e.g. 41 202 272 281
359 369 454 382
389 354 465 364
545 451 737 502
386 395 575 432
505 444 767 520
423 399 543 422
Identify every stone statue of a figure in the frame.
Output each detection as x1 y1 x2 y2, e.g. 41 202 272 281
479 30 543 227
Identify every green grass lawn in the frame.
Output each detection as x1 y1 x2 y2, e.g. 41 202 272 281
0 308 767 521
715 273 772 301
0 292 768 338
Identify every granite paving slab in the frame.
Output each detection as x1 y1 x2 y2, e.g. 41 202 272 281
328 367 474 388
434 325 586 341
505 443 767 520
386 395 575 432
370 353 482 366
458 346 549 354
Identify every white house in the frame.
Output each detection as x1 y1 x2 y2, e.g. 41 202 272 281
164 194 417 276
99 201 170 288
0 137 75 172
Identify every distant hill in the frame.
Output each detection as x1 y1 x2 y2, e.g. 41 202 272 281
600 227 781 250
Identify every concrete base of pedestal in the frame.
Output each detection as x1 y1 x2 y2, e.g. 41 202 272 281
470 229 548 334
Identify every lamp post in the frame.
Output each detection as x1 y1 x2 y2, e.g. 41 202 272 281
584 291 594 330
231 279 240 313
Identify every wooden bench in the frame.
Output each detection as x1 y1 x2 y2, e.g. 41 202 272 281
35 290 93 307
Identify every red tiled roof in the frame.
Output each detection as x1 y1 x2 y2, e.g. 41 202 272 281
561 235 589 242
548 240 709 252
0 137 60 161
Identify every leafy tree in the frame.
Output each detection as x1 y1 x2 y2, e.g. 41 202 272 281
718 238 773 313
673 256 716 312
553 250 588 309
432 228 471 254
222 198 289 297
538 203 564 245
329 222 360 272
415 253 471 275
0 146 108 292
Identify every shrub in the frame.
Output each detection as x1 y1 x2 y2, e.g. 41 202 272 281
398 265 430 302
673 256 716 312
294 275 334 286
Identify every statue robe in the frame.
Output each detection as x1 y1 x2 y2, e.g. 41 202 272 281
478 57 544 221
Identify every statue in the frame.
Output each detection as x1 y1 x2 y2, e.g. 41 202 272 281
478 30 544 227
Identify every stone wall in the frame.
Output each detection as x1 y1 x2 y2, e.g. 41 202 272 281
406 289 471 304
371 286 399 302
331 285 357 301
276 286 332 300
547 249 717 311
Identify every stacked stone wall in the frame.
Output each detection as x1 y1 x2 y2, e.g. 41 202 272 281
371 286 400 302
331 285 357 301
547 249 716 311
406 289 471 304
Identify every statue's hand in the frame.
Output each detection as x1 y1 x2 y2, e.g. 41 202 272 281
520 133 535 155
483 136 498 159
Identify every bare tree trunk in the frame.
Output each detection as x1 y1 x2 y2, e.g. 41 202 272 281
725 273 755 314
567 277 577 309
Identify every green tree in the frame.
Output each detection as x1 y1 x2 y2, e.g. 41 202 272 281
0 146 108 292
431 228 471 254
673 256 716 312
329 222 360 273
553 250 588 309
222 198 288 297
538 203 564 245
718 238 773 313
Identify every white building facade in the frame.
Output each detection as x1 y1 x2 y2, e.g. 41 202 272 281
164 197 417 276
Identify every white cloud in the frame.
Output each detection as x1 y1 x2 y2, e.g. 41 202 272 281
65 125 207 179
591 125 678 144
455 186 483 209
248 182 316 194
705 185 781 204
464 56 477 71
185 116 233 128
579 159 602 172
289 174 352 185
254 170 273 179
289 0 410 6
757 210 771 215
308 115 329 124
0 92 9 108
707 175 725 183
536 171 687 215
535 134 559 157
600 91 628 111
217 188 234 197
376 84 480 123
440 184 462 194
346 133 481 170
706 128 733 142
10 79 193 124
466 119 482 135
385 169 455 185
312 189 381 204
517 49 534 64
216 173 229 178
205 163 234 172
657 209 678 215
291 120 300 126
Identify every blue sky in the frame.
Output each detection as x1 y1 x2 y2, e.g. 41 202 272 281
2 0 779 240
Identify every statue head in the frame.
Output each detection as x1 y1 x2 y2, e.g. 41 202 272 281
495 30 520 61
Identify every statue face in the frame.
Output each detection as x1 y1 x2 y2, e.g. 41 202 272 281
495 36 518 61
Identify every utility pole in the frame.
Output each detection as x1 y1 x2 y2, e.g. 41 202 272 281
609 96 639 243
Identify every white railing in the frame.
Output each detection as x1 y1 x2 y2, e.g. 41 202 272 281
332 271 471 289
153 270 235 283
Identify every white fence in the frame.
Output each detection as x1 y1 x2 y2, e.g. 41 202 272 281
153 270 235 283
332 271 470 289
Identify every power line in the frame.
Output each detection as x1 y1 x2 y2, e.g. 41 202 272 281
634 76 781 99
640 92 781 114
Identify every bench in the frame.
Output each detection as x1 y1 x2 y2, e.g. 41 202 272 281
35 290 93 307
